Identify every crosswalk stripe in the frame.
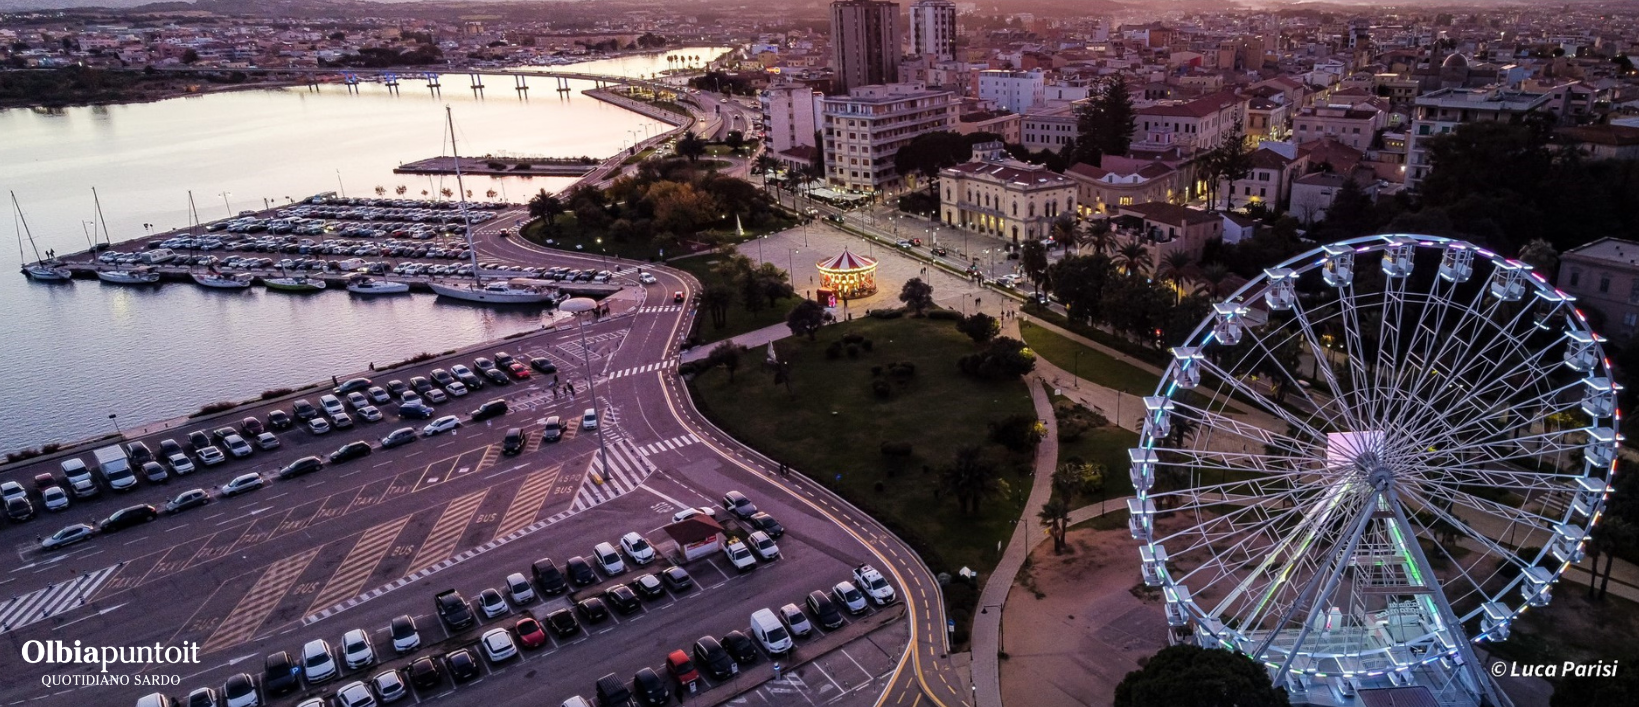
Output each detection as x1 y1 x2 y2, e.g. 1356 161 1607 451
638 433 701 456
568 438 655 512
0 565 119 633
606 361 675 380
304 516 413 615
202 548 323 653
407 490 488 573
495 467 561 537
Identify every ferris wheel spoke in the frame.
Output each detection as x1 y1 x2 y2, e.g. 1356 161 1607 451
1395 369 1576 453
1408 477 1561 537
1411 383 1584 456
1336 285 1379 422
1399 484 1544 577
1420 464 1591 496
1391 289 1517 427
1385 280 1466 407
1409 424 1594 468
1395 304 1546 435
1148 447 1324 479
1369 276 1413 426
1167 402 1320 459
1398 501 1496 611
1240 322 1353 434
1196 358 1331 441
1285 298 1361 431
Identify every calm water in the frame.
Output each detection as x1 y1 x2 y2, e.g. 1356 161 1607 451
0 48 728 450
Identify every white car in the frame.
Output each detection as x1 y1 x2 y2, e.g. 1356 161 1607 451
333 681 375 707
357 405 383 422
302 639 337 684
445 381 469 397
255 432 281 450
223 434 254 458
505 572 536 604
748 530 780 561
166 452 196 474
593 541 626 575
367 387 392 404
423 388 448 404
41 523 94 550
477 588 508 618
638 273 657 285
422 415 461 437
346 392 370 410
319 394 346 417
370 669 407 703
198 445 227 466
723 538 756 572
852 564 897 605
390 615 419 654
481 628 518 662
671 506 717 523
833 581 868 614
1 481 26 504
41 485 70 511
581 408 598 431
331 412 355 429
308 417 332 435
342 628 375 669
619 532 656 565
220 473 265 498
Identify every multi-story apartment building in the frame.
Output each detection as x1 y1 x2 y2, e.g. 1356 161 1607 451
1113 202 1223 270
1559 238 1639 338
760 83 822 153
977 69 1044 114
1131 90 1247 155
1220 144 1310 211
1020 104 1078 153
908 0 957 61
822 83 958 193
830 0 900 94
939 143 1077 244
1292 105 1385 151
1406 86 1549 190
1066 156 1191 216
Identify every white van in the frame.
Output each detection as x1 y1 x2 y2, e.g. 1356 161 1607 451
581 408 598 431
749 608 793 655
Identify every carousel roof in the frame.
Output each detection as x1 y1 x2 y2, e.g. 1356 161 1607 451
817 249 877 272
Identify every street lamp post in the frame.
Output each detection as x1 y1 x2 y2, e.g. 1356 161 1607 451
219 191 232 217
560 298 611 480
108 413 121 436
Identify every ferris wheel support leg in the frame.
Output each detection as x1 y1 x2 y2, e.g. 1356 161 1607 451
1261 492 1380 685
1385 486 1503 707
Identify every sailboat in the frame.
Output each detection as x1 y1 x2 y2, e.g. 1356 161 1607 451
345 274 410 295
182 192 251 289
264 266 327 292
426 106 558 305
12 192 72 281
97 265 161 285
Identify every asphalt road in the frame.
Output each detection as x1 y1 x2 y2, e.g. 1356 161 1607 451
0 226 965 707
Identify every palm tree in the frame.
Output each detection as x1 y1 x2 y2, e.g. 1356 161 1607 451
1158 251 1194 303
699 284 733 329
753 154 779 189
676 131 707 162
528 189 565 232
1195 262 1232 299
940 446 999 515
394 185 407 196
1039 498 1072 554
1115 239 1152 278
1050 215 1076 252
1084 219 1116 256
374 185 386 196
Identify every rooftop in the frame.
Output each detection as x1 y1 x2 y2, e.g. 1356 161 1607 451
1564 237 1639 266
1119 202 1220 227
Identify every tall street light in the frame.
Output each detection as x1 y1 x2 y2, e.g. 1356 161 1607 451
560 297 610 480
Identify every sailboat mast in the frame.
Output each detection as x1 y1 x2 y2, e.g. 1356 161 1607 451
445 106 482 285
11 191 46 264
92 187 111 247
188 191 200 237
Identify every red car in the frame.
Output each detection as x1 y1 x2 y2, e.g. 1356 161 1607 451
507 362 531 379
673 291 685 303
667 649 700 690
515 617 548 649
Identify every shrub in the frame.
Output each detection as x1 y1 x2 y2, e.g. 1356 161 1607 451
826 341 843 359
926 309 962 321
6 448 41 463
39 443 61 454
871 379 892 397
871 365 884 377
486 161 506 170
861 338 874 351
193 401 237 417
887 362 916 380
867 308 905 319
880 441 914 456
846 344 861 358
843 333 865 345
989 414 1045 453
957 337 1036 380
260 388 294 400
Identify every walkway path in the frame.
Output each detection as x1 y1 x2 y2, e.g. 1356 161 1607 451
972 318 1061 707
680 322 792 364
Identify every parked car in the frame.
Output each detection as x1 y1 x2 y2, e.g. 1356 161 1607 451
471 398 508 421
593 541 626 575
748 530 780 560
853 564 897 605
778 603 813 638
620 532 656 565
666 650 700 691
263 651 300 697
603 584 640 615
255 432 281 450
292 399 319 420
480 628 518 662
721 631 758 665
544 608 580 638
750 607 793 655
165 488 212 515
406 657 441 691
723 538 756 572
99 504 158 532
397 403 435 420
501 428 526 455
631 573 665 600
633 667 669 707
380 427 417 449
532 558 569 595
576 597 610 624
833 581 868 615
41 523 95 550
806 590 844 630
542 416 564 442
746 512 784 538
691 636 734 681
661 566 693 592
515 617 549 649
301 639 337 684
220 473 265 498
446 649 480 683
722 491 757 519
328 441 372 464
565 556 597 586
341 629 375 669
422 415 460 436
267 410 293 430
198 446 227 466
505 573 535 604
435 589 475 630
476 588 508 619
333 681 372 707
580 408 598 431
389 615 419 654
370 669 407 704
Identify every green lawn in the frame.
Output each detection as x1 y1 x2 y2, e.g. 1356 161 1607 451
689 316 1036 581
1021 319 1159 396
671 253 802 344
1050 391 1140 505
519 211 797 262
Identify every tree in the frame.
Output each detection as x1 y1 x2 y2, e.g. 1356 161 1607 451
1048 254 1115 324
958 337 1036 379
1069 76 1137 167
1195 262 1233 299
1157 251 1194 303
1115 239 1152 277
1084 219 1116 256
724 130 746 155
1517 238 1559 277
1039 498 1071 554
956 312 1000 344
1587 516 1637 600
899 277 934 316
751 262 793 308
676 131 707 162
1051 215 1080 253
1114 644 1290 707
1317 178 1377 240
699 285 733 330
181 48 199 65
1053 460 1105 503
1201 120 1253 211
892 131 994 194
528 189 565 231
394 185 408 195
708 342 743 381
940 446 1000 515
1020 239 1050 296
786 299 826 340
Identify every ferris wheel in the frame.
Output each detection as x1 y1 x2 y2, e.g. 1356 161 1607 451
1127 234 1619 704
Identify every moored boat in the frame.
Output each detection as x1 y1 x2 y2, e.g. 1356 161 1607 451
12 191 72 282
192 271 253 289
345 275 410 295
263 275 326 292
97 266 161 285
428 279 556 304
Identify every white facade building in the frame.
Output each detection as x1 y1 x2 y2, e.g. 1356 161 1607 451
978 69 1045 114
760 83 822 153
822 83 959 193
909 0 958 61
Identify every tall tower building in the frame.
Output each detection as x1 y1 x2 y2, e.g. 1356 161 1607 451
909 0 957 61
830 0 900 93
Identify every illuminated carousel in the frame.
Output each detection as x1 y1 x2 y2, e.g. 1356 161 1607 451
816 249 878 300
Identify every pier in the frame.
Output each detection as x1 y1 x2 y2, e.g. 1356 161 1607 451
393 156 597 178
